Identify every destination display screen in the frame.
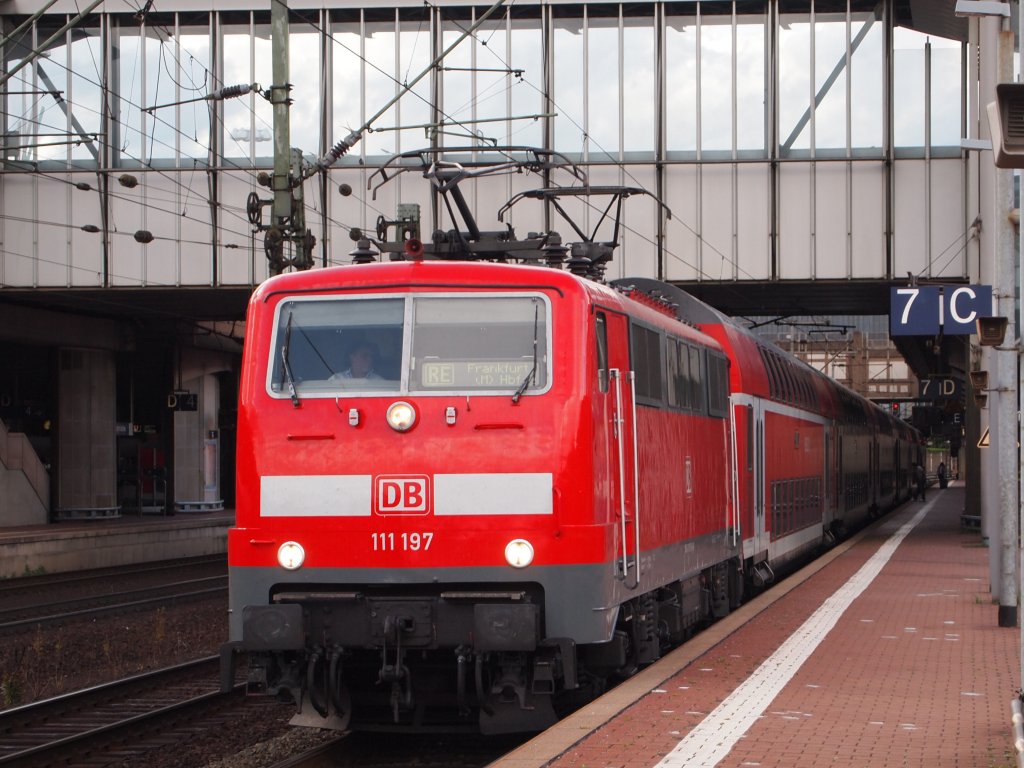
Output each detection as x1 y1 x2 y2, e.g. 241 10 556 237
419 360 533 389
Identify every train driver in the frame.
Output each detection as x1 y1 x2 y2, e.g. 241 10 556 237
333 341 384 380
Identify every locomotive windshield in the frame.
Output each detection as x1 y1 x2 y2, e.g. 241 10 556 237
268 293 550 398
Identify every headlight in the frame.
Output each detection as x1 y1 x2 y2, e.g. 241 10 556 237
504 538 534 568
277 541 305 570
386 401 417 432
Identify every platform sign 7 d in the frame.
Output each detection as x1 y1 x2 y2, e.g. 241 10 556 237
890 285 993 336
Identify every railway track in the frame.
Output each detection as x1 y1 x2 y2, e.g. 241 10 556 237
0 656 519 768
0 555 228 633
0 656 239 767
0 557 226 606
0 575 227 631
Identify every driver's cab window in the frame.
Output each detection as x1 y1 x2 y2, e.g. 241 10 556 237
409 296 548 394
267 293 551 399
269 298 403 395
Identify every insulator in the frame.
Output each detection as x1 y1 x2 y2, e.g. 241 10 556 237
75 182 92 191
338 183 353 197
212 83 254 100
541 232 569 269
133 230 154 244
320 141 350 168
318 131 360 170
118 174 139 189
257 172 272 188
349 238 378 264
567 243 592 277
80 224 100 233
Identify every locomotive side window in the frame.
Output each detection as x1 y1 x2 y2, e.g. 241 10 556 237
630 323 663 405
409 296 548 393
706 352 729 417
269 298 404 396
596 313 609 393
666 339 687 409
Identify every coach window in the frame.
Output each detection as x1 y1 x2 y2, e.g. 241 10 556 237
761 348 778 401
787 362 800 405
688 345 702 412
780 356 795 404
596 313 609 393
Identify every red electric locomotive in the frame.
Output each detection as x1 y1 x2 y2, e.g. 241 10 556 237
223 257 739 733
221 148 916 734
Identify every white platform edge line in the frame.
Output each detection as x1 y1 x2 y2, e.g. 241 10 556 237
654 501 932 768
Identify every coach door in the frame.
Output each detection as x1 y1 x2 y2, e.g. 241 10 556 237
595 310 639 588
747 398 768 562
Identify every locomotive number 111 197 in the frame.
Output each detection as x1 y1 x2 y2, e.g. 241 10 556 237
371 532 435 551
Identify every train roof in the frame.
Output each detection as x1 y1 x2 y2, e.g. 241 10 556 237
612 277 911 429
250 261 723 352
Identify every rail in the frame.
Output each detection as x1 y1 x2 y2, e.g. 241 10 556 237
0 656 237 767
0 419 49 513
0 577 227 633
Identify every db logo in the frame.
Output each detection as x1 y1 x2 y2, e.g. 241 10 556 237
374 475 431 516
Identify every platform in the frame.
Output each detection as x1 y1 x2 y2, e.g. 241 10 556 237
0 511 232 578
494 484 1018 768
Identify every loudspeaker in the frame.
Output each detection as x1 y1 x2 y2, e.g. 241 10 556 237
976 316 1008 346
988 84 1024 169
404 238 424 258
969 370 989 391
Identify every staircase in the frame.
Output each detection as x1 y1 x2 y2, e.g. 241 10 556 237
0 420 50 526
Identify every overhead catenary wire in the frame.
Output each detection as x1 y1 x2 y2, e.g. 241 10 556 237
438 6 758 285
4 3 585 255
313 0 511 173
0 1 318 278
2 3 965 294
5 63 294 240
4 11 732 286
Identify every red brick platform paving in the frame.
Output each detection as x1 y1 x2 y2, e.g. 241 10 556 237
495 485 1018 768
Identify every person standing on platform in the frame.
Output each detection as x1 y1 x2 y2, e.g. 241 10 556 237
937 461 947 489
914 462 927 501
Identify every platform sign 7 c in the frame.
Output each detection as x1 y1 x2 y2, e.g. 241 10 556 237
889 285 993 336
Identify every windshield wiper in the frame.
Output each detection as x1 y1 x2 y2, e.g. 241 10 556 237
281 311 301 408
512 303 540 404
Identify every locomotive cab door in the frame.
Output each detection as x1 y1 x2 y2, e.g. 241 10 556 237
594 310 639 588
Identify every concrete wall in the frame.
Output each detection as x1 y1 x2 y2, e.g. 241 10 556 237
0 466 47 526
0 517 230 578
0 421 49 527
